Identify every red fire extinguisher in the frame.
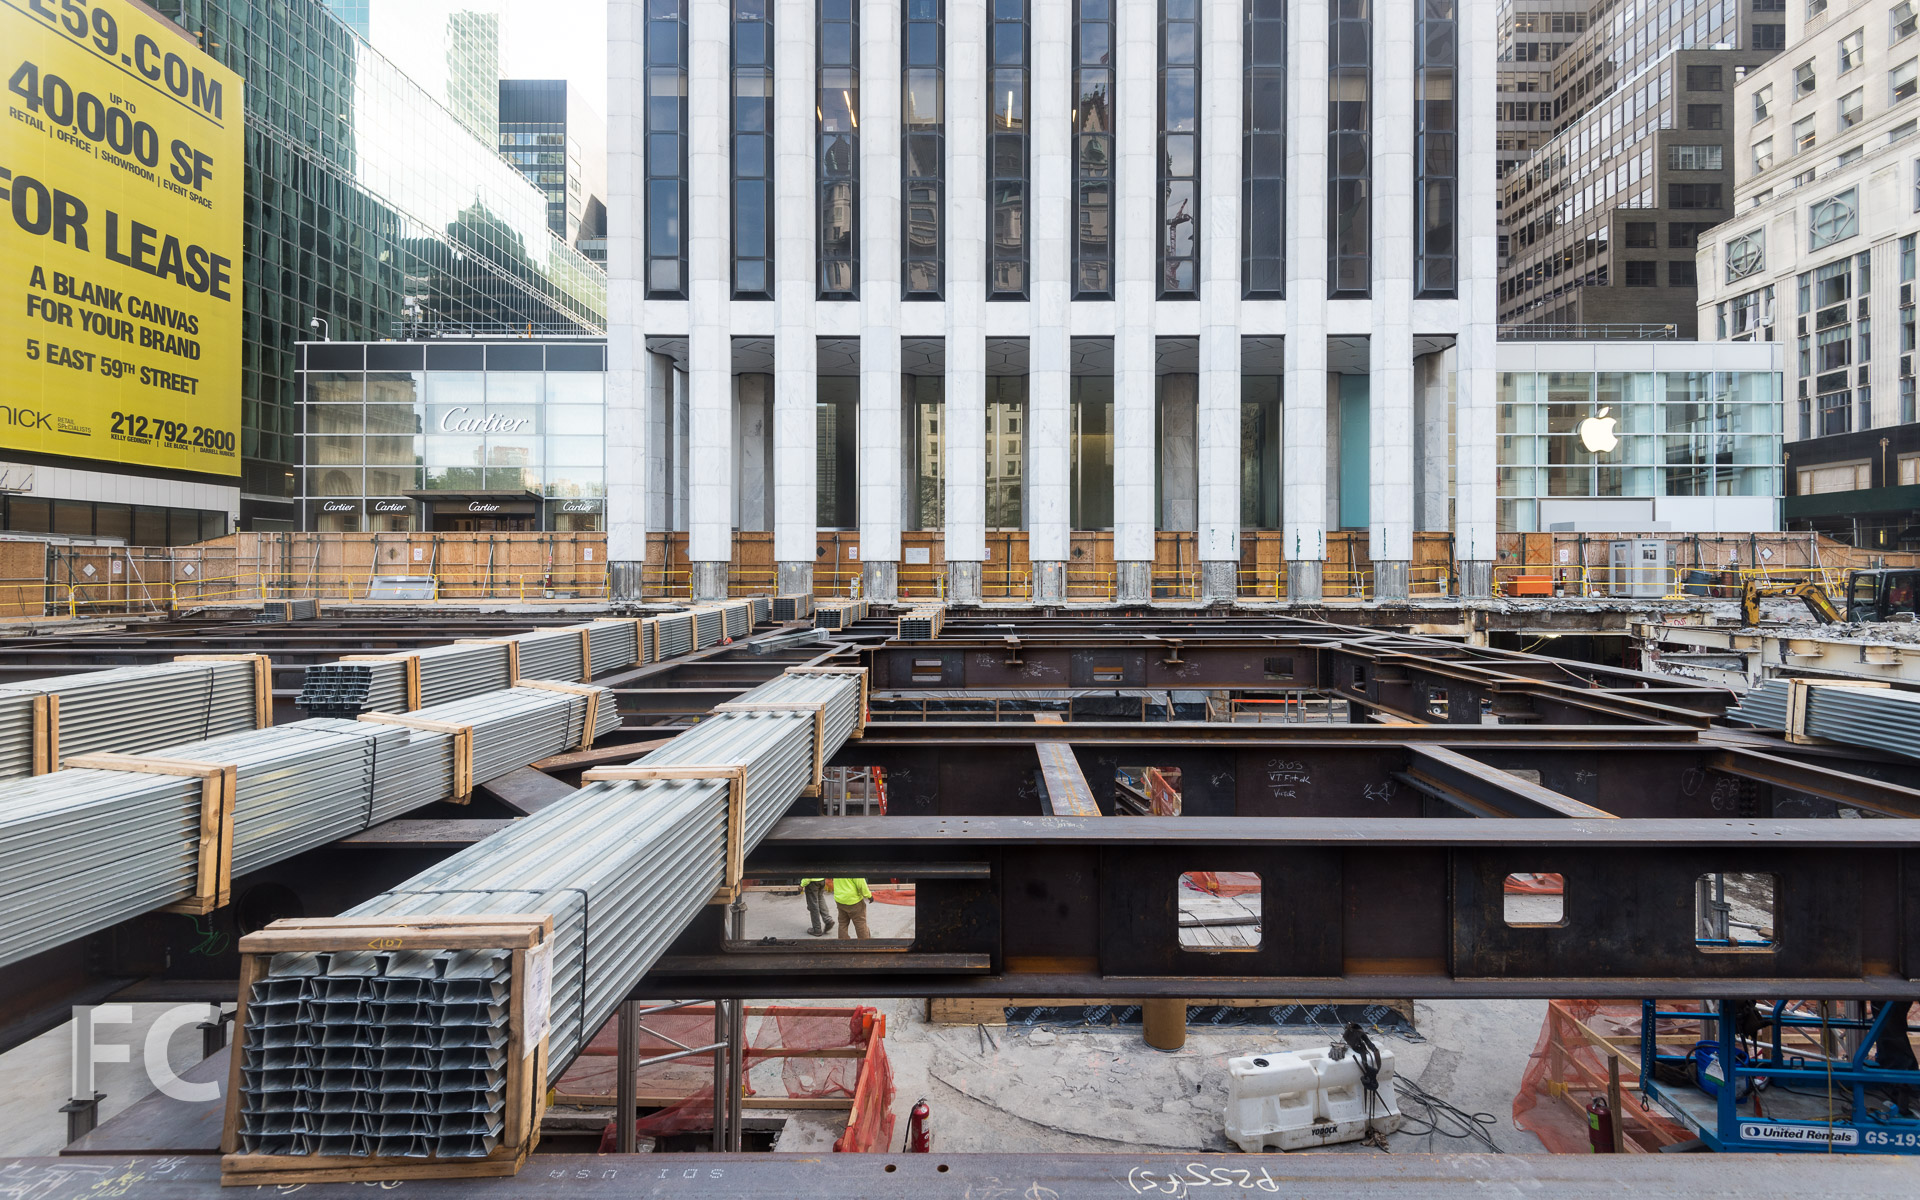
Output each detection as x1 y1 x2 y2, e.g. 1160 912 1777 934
904 1099 932 1152
1586 1096 1616 1153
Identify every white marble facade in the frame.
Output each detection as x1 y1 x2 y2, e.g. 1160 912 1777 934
609 0 1498 602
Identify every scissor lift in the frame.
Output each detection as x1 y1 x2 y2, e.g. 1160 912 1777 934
1639 999 1920 1154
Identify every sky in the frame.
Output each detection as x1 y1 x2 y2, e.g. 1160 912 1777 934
501 0 610 119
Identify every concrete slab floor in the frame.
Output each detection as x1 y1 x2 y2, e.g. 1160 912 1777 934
0 1003 212 1158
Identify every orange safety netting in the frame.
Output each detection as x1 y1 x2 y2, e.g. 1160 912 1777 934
561 1005 895 1151
1512 1000 1694 1153
1183 870 1262 897
1504 872 1564 895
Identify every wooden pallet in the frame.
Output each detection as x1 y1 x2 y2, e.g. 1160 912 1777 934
219 914 552 1186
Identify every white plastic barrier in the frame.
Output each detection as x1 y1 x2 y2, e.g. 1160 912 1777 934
1224 1043 1402 1152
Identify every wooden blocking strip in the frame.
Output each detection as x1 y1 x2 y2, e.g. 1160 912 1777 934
455 639 522 685
582 764 748 901
341 652 423 711
173 654 274 729
31 693 57 775
516 679 604 750
359 712 474 802
65 753 237 913
714 700 826 795
783 665 870 738
1035 741 1100 816
220 914 552 1185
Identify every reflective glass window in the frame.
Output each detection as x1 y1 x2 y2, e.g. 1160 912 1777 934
734 0 774 299
904 0 945 298
1075 0 1115 298
1329 0 1371 297
1415 0 1456 296
819 0 861 298
989 0 1030 297
1243 0 1284 298
1159 0 1199 298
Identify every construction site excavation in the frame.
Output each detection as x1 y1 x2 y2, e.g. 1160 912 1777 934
0 565 1917 1199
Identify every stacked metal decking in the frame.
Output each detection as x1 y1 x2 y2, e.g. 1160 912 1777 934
306 668 867 1086
1726 678 1920 758
158 719 430 876
405 685 621 785
691 606 725 648
815 599 870 630
509 627 588 683
0 660 263 778
747 596 772 625
414 643 515 707
772 593 815 622
0 768 211 967
254 599 319 623
897 605 945 640
654 611 695 659
296 661 409 719
1723 681 1790 733
234 946 514 1158
585 619 641 674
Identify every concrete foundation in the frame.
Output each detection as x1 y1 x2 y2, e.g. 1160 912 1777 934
776 561 813 596
1200 560 1236 602
1374 559 1410 602
863 560 898 604
1460 559 1493 598
1116 561 1150 604
608 561 644 603
691 561 730 601
1032 560 1065 604
1287 559 1323 603
948 560 982 604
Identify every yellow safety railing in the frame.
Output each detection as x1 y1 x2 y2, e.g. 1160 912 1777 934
1408 564 1452 598
981 566 1032 601
641 568 692 598
1322 566 1373 601
1064 568 1115 601
727 568 778 597
896 567 947 600
1234 568 1282 600
1150 569 1199 600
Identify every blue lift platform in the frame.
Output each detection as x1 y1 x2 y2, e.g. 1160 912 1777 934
1639 1000 1920 1153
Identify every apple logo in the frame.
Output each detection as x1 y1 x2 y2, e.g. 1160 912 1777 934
1577 406 1619 454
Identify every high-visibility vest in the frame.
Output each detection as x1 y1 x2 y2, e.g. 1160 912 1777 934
833 877 872 906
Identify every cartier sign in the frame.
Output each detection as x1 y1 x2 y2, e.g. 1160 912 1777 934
320 500 358 513
467 501 502 513
371 500 410 514
438 407 533 434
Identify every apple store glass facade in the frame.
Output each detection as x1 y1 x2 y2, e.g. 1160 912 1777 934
1496 370 1782 531
145 0 607 528
298 342 607 532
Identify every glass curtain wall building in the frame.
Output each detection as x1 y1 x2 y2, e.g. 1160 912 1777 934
148 0 607 528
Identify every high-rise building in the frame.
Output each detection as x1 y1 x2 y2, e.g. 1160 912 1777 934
1496 0 1783 335
322 0 505 144
606 0 1505 604
146 0 606 528
500 80 611 262
1698 0 1920 548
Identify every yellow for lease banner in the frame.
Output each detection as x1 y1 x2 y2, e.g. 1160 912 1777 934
1 0 242 476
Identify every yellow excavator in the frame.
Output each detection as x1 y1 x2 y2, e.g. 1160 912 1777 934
1740 569 1920 626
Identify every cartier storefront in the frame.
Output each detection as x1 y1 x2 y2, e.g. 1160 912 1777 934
297 340 607 533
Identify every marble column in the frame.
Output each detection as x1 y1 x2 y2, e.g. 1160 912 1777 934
1369 9 1414 602
686 0 731 600
860 1 902 603
774 0 817 596
1283 0 1330 602
1028 0 1072 605
1197 0 1244 603
944 0 986 603
1112 0 1158 604
607 0 645 601
1455 0 1497 595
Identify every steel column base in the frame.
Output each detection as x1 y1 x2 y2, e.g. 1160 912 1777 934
1116 561 1150 604
691 561 729 601
1460 559 1493 598
1032 560 1065 603
776 561 813 595
1142 997 1186 1051
864 560 898 604
1374 559 1410 602
609 561 645 603
1200 560 1236 602
1287 558 1323 603
948 560 982 604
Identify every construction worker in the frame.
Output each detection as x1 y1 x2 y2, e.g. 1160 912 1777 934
800 878 834 937
834 876 874 940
